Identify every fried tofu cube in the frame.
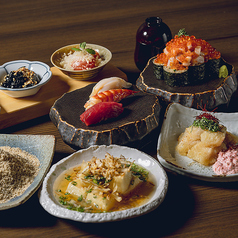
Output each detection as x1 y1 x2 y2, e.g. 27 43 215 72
124 176 142 195
86 192 116 211
200 130 226 147
187 142 221 166
66 181 87 198
176 125 228 166
176 127 204 156
111 168 133 194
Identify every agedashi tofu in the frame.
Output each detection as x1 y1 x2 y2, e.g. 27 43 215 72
54 153 152 213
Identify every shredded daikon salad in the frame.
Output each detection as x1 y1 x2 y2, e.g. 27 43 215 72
60 42 102 70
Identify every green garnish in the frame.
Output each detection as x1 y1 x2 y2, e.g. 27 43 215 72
219 65 228 78
71 47 81 51
78 195 83 202
72 42 96 55
85 175 111 185
193 111 220 132
71 181 77 186
85 48 95 54
177 28 189 37
193 117 220 132
130 163 149 182
80 42 87 49
65 175 72 181
86 188 92 193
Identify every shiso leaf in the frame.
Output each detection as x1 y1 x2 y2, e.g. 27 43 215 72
219 65 228 78
177 28 189 37
85 48 96 55
80 42 87 49
72 47 81 51
72 42 96 55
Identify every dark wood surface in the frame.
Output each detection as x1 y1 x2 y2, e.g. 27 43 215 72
1 0 238 237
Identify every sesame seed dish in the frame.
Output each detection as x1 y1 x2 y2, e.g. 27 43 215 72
0 134 55 210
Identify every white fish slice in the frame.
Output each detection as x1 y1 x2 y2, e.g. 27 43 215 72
90 77 132 97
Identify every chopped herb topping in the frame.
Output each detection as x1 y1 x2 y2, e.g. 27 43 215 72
130 163 149 182
65 175 72 181
193 112 220 132
78 195 83 202
71 181 77 186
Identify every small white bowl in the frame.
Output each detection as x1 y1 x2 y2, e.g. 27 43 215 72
39 145 168 223
0 60 52 98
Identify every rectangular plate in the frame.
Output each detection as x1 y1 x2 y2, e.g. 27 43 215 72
157 103 238 182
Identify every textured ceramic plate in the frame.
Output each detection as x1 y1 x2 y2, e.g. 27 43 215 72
136 57 237 110
39 145 168 223
157 103 238 182
0 134 55 210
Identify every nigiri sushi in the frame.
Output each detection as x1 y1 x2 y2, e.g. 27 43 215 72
84 89 138 110
80 102 124 126
89 77 132 97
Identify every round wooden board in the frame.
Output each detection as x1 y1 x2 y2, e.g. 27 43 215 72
136 57 237 110
50 84 161 149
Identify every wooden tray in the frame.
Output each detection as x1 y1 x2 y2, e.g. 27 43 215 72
0 63 127 130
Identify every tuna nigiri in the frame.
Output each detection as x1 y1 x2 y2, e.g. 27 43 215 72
84 89 138 110
80 102 124 126
89 77 132 97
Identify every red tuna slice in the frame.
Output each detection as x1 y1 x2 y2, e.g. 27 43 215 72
80 101 124 126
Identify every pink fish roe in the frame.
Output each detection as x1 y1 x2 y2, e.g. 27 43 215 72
213 145 238 175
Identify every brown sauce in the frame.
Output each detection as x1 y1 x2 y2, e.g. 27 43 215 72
53 165 156 213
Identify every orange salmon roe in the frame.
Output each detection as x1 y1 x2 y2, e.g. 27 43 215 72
154 35 221 71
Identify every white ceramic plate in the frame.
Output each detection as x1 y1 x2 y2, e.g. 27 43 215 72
0 134 55 210
157 103 238 182
39 145 168 223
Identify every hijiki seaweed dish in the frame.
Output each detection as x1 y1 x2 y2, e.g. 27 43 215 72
153 29 228 87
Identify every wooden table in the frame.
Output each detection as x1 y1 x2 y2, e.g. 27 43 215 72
1 0 238 237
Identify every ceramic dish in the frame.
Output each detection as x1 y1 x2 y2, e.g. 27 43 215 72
50 43 112 80
157 103 238 182
39 145 168 223
0 60 52 98
49 84 161 150
0 134 55 210
136 57 237 110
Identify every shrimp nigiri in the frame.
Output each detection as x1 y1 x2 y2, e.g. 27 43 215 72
84 89 138 110
89 77 132 97
80 102 124 126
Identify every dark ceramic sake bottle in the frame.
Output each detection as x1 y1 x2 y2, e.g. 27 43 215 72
134 17 172 71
